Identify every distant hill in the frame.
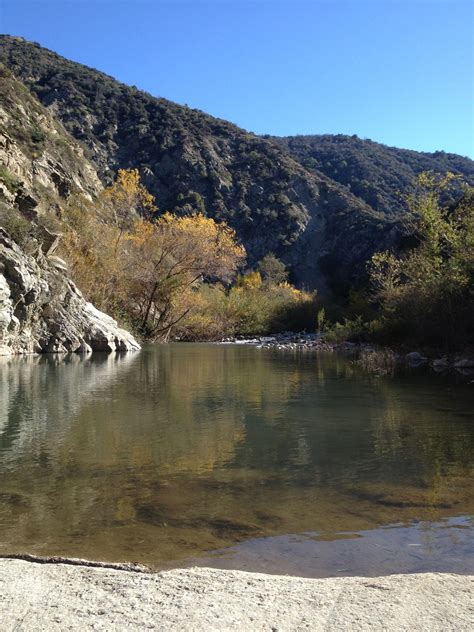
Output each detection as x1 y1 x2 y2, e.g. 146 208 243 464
1 35 473 293
272 134 474 216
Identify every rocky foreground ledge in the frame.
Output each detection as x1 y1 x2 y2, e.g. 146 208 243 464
0 560 471 631
0 229 139 354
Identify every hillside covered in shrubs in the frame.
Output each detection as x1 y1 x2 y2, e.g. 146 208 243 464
3 36 473 296
0 35 472 351
274 134 474 217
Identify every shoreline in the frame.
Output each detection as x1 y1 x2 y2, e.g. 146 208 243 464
214 333 474 377
1 334 473 379
0 558 471 631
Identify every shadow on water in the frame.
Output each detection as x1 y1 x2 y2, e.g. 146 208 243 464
0 344 473 576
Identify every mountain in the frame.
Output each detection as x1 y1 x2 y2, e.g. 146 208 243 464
273 134 474 216
0 35 473 295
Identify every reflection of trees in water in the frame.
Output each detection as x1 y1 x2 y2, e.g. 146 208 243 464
1 345 473 484
363 378 474 509
370 379 474 480
0 353 139 459
0 346 473 563
236 356 474 489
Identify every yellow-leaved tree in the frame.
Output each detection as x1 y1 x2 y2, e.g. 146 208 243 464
60 170 245 338
101 168 157 249
124 214 245 336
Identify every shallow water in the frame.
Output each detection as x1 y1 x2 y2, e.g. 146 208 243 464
0 344 473 576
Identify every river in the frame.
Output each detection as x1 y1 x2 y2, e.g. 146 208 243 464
0 344 473 577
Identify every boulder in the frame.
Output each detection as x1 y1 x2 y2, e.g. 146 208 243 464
454 358 474 369
405 351 428 367
36 225 62 256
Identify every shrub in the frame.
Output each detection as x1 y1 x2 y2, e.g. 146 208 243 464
323 316 367 343
368 173 474 348
0 166 21 193
258 253 288 286
175 277 317 340
0 204 36 248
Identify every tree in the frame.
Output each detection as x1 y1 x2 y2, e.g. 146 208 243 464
258 253 288 286
236 270 263 290
60 194 122 311
369 173 474 346
123 214 245 336
101 168 156 248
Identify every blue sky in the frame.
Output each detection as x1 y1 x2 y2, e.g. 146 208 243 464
2 0 473 157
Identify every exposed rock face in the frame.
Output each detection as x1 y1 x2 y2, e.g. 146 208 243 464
0 64 101 222
0 65 138 355
0 229 140 355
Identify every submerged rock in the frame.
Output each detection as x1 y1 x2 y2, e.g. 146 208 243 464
0 229 140 355
454 358 474 369
405 351 428 367
432 357 449 371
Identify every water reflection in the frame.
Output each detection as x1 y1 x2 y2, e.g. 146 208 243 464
189 517 474 578
0 344 473 575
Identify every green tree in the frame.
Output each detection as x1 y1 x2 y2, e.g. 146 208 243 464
258 253 288 286
369 173 474 346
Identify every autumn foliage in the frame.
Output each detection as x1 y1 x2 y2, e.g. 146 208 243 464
59 169 316 340
60 170 246 337
123 214 245 336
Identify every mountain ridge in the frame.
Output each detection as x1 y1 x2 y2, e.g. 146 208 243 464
272 134 474 216
0 35 472 293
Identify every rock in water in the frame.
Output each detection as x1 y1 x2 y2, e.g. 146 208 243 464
0 229 140 355
405 351 428 367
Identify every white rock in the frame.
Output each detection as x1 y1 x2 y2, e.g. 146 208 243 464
0 229 140 355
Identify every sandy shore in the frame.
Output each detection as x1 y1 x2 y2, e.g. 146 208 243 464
0 560 472 631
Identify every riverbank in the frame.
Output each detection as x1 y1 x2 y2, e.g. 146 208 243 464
218 333 474 377
0 559 471 631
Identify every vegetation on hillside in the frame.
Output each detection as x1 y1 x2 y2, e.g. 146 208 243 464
322 173 474 350
0 36 320 267
274 134 474 216
0 37 472 351
3 35 461 293
60 170 315 339
368 173 474 347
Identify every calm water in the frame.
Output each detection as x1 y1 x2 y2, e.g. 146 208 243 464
0 344 473 577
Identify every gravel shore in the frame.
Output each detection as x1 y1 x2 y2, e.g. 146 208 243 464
0 559 472 631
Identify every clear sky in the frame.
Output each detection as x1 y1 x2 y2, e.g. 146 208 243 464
1 0 473 157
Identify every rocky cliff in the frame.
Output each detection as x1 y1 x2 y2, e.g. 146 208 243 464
0 63 101 222
0 228 139 354
0 62 139 354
